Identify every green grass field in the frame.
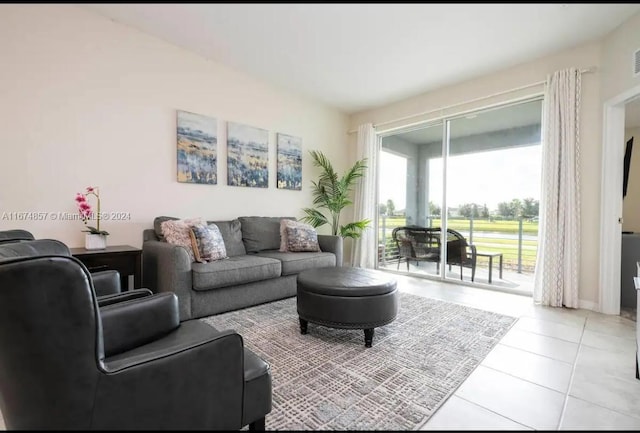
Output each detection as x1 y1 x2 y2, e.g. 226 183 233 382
378 217 538 272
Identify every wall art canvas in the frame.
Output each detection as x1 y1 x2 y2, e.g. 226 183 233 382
227 122 269 188
176 110 217 184
277 133 302 190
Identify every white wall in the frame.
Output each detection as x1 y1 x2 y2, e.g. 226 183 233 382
0 5 349 248
623 127 640 232
350 42 603 306
601 11 640 102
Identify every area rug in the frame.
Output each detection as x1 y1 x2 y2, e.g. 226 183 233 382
201 292 516 430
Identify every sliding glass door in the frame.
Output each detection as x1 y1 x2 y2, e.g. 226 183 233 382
378 122 443 278
445 99 542 290
377 98 542 293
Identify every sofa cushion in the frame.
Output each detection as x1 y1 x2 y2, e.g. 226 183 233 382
189 223 227 263
239 216 295 253
191 255 281 291
254 250 335 276
206 219 246 257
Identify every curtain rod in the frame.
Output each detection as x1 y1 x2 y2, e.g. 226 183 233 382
347 66 596 135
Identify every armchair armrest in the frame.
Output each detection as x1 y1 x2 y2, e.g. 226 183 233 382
92 270 121 296
318 235 343 266
95 322 245 430
97 288 153 307
100 292 180 357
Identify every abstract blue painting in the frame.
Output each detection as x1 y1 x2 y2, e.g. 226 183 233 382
227 122 269 188
177 110 217 185
277 133 302 190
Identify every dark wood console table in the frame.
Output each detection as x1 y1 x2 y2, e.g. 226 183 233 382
70 245 142 291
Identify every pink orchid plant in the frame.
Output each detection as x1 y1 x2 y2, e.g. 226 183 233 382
75 186 109 235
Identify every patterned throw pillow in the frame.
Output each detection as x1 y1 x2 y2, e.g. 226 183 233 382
160 217 203 262
286 224 320 252
280 219 314 252
189 223 227 263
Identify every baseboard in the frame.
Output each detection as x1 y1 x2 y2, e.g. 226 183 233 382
578 299 599 312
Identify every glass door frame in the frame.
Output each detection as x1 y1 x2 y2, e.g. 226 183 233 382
375 95 544 290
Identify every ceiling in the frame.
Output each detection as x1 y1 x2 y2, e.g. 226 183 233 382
81 4 640 114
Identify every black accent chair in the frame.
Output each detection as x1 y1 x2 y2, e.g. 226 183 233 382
392 226 477 281
0 229 35 244
0 238 123 298
0 254 272 430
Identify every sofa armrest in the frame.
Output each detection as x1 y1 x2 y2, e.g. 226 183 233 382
318 235 343 266
92 270 121 296
142 240 194 320
100 292 180 357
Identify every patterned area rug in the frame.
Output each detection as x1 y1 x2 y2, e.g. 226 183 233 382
201 292 516 430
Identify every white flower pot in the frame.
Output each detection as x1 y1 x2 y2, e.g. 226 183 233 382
85 233 107 250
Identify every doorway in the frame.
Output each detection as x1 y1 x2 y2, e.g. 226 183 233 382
599 84 640 315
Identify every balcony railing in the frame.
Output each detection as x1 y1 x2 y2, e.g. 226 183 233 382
378 216 538 274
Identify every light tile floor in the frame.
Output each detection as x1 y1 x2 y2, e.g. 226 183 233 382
393 273 640 431
1 273 638 430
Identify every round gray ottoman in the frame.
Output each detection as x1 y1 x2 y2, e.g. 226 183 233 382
296 267 398 347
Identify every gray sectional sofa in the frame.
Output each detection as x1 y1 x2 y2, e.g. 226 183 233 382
142 216 343 321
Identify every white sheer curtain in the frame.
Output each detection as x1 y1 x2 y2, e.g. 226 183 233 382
351 123 378 268
533 68 582 308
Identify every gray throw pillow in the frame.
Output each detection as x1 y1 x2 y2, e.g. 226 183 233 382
189 223 227 263
286 225 320 252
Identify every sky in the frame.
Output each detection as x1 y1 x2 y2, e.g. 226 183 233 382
379 145 542 212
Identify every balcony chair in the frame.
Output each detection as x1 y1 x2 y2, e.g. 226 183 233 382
0 253 272 430
392 225 441 271
444 228 477 282
391 226 477 281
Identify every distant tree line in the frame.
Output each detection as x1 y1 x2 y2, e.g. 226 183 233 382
496 198 539 219
378 199 397 216
379 197 539 220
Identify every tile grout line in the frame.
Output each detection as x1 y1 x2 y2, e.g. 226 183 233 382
496 340 580 365
567 394 640 423
497 339 578 365
453 394 535 430
478 363 569 396
556 315 588 430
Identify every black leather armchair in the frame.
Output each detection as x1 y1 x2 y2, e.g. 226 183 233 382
0 229 35 244
0 238 123 297
0 254 272 430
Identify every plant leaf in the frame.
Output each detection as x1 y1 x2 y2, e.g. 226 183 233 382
300 208 329 228
339 220 371 239
305 150 369 237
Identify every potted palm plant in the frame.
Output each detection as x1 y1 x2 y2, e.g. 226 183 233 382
301 150 371 239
